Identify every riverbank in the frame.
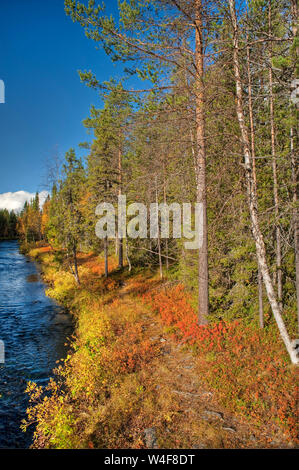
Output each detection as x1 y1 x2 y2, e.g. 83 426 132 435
0 240 72 448
23 245 298 448
0 237 18 241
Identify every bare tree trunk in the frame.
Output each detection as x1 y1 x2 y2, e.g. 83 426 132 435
258 270 264 328
155 176 163 280
104 236 108 278
228 0 298 364
291 0 299 332
118 144 123 269
73 245 80 285
125 238 131 272
291 0 298 57
195 0 208 324
268 1 283 309
163 166 169 271
291 127 299 330
246 31 264 327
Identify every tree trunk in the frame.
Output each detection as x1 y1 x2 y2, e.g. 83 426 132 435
73 245 80 285
258 270 264 328
228 0 298 364
163 166 169 271
125 238 132 272
291 0 299 332
118 144 123 269
291 127 299 330
291 0 298 57
195 0 208 324
104 236 108 278
155 176 163 280
118 234 123 268
246 31 264 327
268 1 283 309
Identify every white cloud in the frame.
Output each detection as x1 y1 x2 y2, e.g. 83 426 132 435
0 190 49 212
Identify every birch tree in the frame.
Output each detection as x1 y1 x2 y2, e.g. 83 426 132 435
228 0 298 364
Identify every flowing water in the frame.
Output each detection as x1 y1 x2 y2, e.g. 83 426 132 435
0 240 73 448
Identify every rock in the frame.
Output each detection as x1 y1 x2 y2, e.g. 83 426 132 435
160 338 166 343
200 391 213 399
202 410 224 421
53 313 72 325
161 349 171 356
27 274 39 282
192 444 206 449
144 427 158 448
172 390 201 398
183 365 194 370
270 440 281 446
222 426 236 433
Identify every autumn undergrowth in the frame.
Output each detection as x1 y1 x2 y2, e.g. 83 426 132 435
22 247 169 448
143 285 299 443
22 246 298 448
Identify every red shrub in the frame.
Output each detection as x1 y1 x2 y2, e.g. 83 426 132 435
143 285 299 443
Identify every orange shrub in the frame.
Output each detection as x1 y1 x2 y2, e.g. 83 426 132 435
102 321 159 374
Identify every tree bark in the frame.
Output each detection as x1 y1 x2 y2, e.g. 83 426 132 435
291 127 299 330
258 270 264 328
195 0 208 324
118 143 123 269
125 238 132 272
73 245 80 285
291 0 298 57
155 176 163 280
246 31 264 327
104 236 108 278
228 0 298 364
268 1 283 309
163 165 169 271
291 0 299 333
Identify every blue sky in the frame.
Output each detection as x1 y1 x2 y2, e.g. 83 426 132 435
0 0 121 199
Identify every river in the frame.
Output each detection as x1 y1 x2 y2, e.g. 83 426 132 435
0 240 73 448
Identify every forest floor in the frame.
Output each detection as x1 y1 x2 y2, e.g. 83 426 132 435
104 283 293 449
25 246 298 449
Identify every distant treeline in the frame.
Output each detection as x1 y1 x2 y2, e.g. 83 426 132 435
0 209 18 239
17 193 45 244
